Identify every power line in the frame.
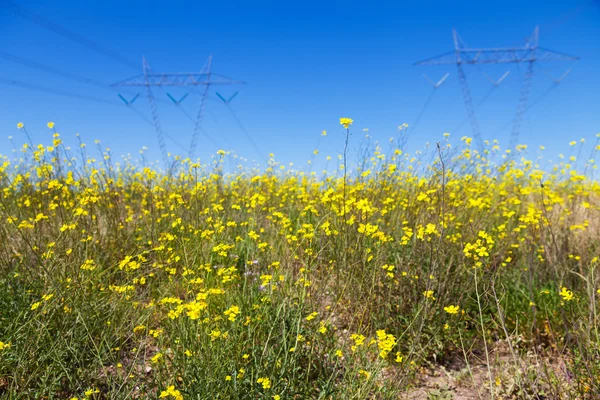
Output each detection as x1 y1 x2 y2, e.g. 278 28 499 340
171 103 223 149
452 83 501 135
407 89 436 138
406 73 449 140
0 51 107 88
205 108 231 144
128 105 188 152
0 50 175 104
0 76 116 105
162 90 224 148
223 103 267 163
0 76 187 152
493 81 562 138
0 0 139 70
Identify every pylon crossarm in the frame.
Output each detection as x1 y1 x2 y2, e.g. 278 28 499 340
415 48 578 66
112 73 245 87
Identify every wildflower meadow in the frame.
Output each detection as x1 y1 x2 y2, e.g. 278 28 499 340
1 119 600 399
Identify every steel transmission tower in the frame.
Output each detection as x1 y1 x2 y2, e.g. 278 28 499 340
415 27 578 150
112 56 244 163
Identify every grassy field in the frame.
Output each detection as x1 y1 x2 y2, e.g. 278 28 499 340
1 120 600 399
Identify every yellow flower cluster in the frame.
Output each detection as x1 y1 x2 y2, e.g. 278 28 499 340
559 287 574 302
159 385 183 400
257 377 271 389
375 329 397 358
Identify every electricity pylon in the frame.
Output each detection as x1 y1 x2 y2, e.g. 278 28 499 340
415 27 578 150
112 56 244 163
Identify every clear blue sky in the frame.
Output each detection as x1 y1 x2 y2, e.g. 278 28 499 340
1 0 599 168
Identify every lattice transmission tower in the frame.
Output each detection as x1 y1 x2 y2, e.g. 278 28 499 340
112 56 244 164
415 27 578 150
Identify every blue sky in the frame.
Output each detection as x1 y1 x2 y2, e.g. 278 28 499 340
0 0 599 168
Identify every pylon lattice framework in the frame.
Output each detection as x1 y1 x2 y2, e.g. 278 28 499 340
415 27 579 150
112 56 244 163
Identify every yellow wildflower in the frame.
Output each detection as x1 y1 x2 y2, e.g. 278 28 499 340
339 117 353 129
257 377 271 389
159 385 183 400
559 287 574 302
423 290 435 300
444 305 460 314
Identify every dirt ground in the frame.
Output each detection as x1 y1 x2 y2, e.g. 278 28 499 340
401 340 574 400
